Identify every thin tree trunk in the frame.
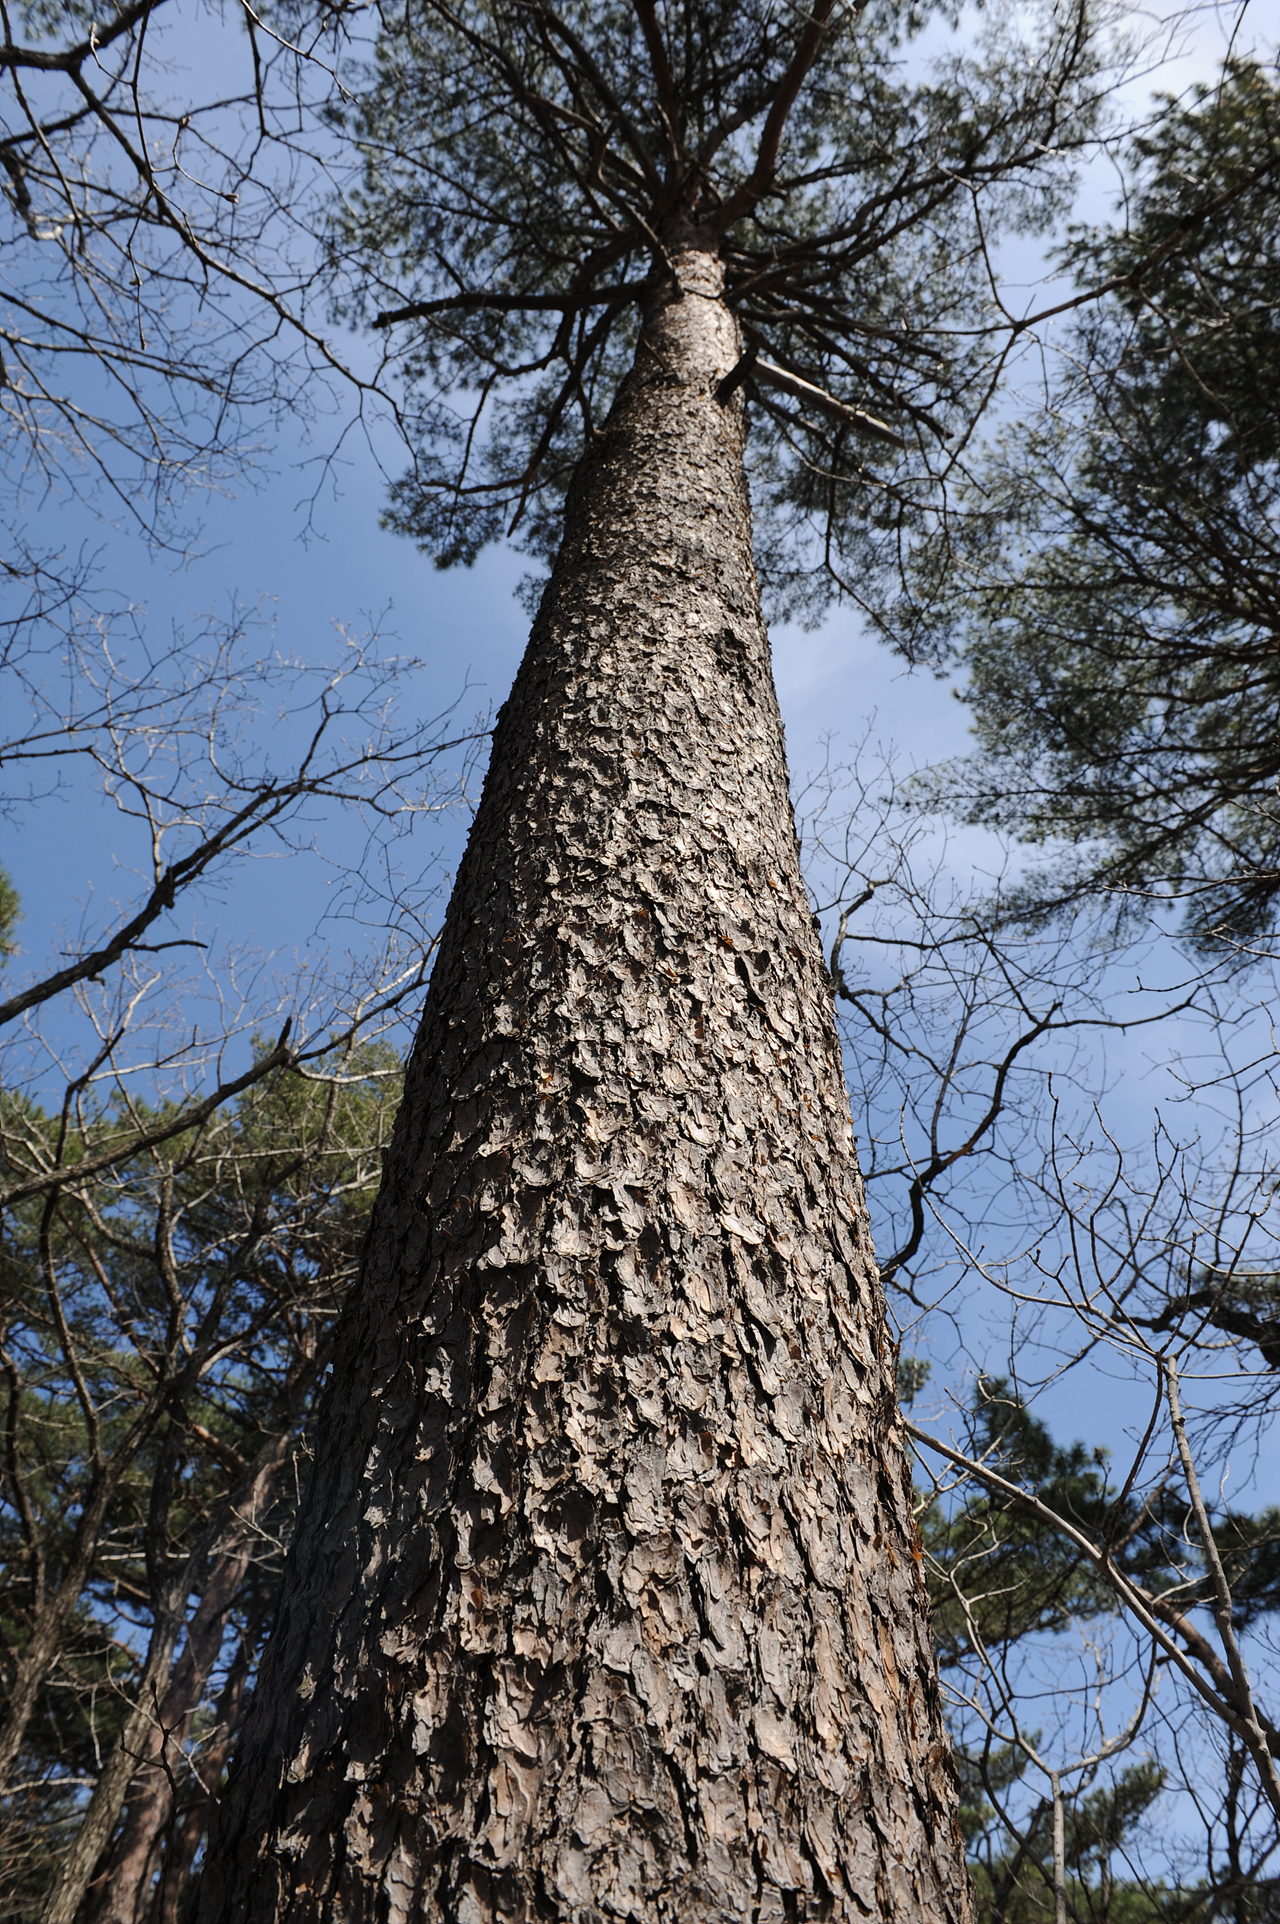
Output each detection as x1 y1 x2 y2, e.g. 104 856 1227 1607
60 1420 307 1924
151 1609 262 1924
0 1461 138 1786
198 250 972 1924
1 1343 186 1788
83 1542 259 1924
41 1606 184 1924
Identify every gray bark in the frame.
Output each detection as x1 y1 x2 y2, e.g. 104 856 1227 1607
197 251 972 1924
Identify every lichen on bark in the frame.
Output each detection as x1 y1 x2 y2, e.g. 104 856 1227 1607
199 251 973 1924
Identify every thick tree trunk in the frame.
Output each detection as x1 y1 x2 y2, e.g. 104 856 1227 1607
197 252 972 1924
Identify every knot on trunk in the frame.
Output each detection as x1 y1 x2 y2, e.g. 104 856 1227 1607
670 248 725 302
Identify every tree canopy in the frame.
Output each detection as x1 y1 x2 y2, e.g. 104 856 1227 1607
338 0 1106 617
0 870 18 960
932 60 1280 944
0 1046 398 1923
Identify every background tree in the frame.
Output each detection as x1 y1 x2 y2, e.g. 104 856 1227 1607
0 1042 400 1924
0 871 18 960
0 0 362 635
0 559 478 1922
923 59 1280 947
908 1376 1280 1924
799 731 1280 1919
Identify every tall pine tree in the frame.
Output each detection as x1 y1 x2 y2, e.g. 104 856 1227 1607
199 4 1108 1917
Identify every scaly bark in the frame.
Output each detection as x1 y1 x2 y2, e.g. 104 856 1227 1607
198 252 971 1924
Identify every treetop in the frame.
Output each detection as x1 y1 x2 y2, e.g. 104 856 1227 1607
334 0 1109 614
